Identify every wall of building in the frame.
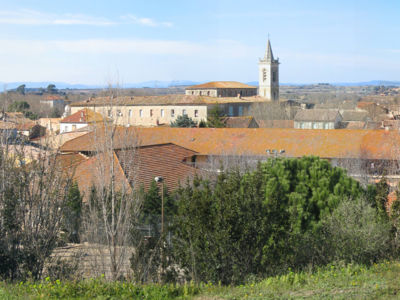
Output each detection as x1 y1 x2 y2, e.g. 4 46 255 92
70 105 208 127
60 122 88 133
40 99 65 111
185 88 257 97
185 89 218 97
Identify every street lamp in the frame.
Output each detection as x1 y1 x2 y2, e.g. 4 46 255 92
154 176 164 235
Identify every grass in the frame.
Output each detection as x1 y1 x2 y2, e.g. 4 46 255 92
1 261 400 299
197 261 400 299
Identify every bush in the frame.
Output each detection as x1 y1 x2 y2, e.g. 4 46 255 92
321 198 392 264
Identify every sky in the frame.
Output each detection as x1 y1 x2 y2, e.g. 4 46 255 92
0 0 399 85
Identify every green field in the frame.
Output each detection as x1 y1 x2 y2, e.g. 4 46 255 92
1 261 400 299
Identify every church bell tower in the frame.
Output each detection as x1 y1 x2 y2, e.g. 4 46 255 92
258 39 279 101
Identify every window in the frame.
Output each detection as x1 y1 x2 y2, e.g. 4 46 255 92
72 124 76 131
150 109 153 117
182 109 187 115
117 109 122 117
192 91 194 95
228 106 234 117
128 109 132 117
273 71 277 82
139 109 143 117
238 106 243 116
107 110 112 117
171 109 175 117
263 68 267 82
161 109 164 117
194 109 199 117
207 91 210 96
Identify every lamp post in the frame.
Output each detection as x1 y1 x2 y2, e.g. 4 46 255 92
154 176 164 235
154 176 165 281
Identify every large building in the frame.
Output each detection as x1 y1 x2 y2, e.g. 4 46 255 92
258 40 279 101
69 95 267 127
185 81 257 97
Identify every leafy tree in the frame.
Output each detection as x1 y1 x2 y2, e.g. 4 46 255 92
142 181 175 218
170 115 197 128
172 157 364 284
8 101 30 112
47 84 57 94
16 84 26 95
206 105 225 128
23 111 38 120
374 176 390 220
198 119 207 128
62 182 82 243
321 198 391 264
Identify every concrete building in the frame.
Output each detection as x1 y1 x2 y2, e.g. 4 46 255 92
185 81 257 97
60 108 110 133
40 95 65 111
294 109 342 129
258 39 279 101
68 95 267 127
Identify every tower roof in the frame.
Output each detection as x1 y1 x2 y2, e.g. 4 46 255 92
265 39 274 61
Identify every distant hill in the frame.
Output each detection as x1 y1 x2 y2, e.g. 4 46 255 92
0 80 202 90
1 80 400 91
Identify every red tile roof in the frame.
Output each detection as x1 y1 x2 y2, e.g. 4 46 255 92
60 127 400 161
68 143 198 198
186 81 257 89
116 143 198 190
223 116 258 128
60 108 108 124
257 120 294 128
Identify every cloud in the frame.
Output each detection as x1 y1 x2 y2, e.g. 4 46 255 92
0 9 173 27
121 14 173 27
0 39 255 58
0 9 115 26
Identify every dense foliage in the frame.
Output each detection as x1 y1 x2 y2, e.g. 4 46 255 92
205 105 225 128
171 156 391 284
170 115 197 128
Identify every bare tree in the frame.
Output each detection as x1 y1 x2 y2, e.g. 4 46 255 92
0 133 75 280
81 84 142 280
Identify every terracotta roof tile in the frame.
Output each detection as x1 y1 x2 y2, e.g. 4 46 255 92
60 127 400 160
186 81 257 89
223 116 258 128
116 143 198 191
294 109 340 122
70 94 266 107
60 108 108 124
257 120 294 128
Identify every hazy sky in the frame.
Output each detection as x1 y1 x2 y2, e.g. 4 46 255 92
0 0 399 85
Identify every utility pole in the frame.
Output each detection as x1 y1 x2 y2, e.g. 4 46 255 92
154 176 164 235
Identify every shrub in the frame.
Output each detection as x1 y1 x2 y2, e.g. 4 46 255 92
321 197 392 264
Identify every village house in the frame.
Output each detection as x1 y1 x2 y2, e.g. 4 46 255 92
60 108 110 133
37 118 61 134
40 95 66 111
294 109 342 129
